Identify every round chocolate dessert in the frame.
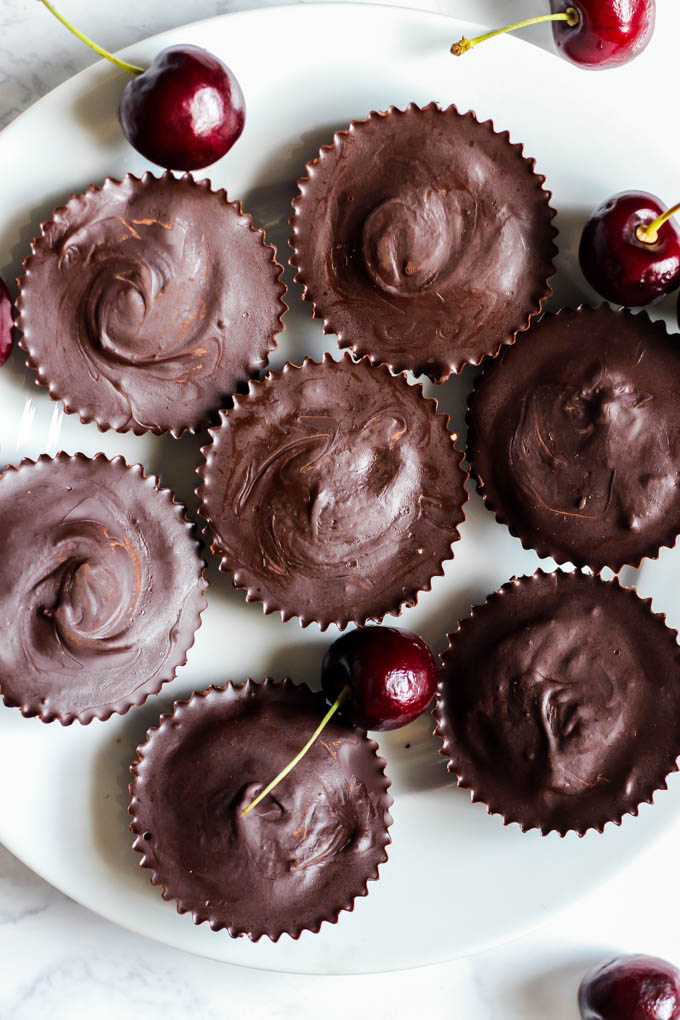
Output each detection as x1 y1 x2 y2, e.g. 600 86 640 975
290 103 556 382
0 453 207 724
17 173 286 436
434 570 680 836
468 306 680 571
197 353 468 629
129 679 393 940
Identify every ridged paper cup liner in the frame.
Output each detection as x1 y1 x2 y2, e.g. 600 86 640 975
290 102 557 382
16 172 287 437
467 305 680 573
196 351 468 630
433 569 680 836
0 452 207 725
129 678 393 941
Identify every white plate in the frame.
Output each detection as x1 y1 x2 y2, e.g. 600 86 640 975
1 1 679 976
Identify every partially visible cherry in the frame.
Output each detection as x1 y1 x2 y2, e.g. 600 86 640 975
40 1 244 171
321 626 438 732
451 0 655 70
579 954 680 1020
119 46 244 172
0 278 13 367
579 192 680 306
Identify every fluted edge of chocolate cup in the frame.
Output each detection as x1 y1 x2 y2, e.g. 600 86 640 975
16 172 288 439
432 568 680 837
289 102 557 382
128 677 394 941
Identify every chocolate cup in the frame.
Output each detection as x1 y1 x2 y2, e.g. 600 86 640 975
0 453 207 725
129 678 393 941
196 352 468 630
290 103 557 383
467 305 680 573
16 172 287 438
433 569 680 836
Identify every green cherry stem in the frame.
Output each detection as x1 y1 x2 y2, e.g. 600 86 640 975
451 7 580 56
39 0 145 75
240 684 351 819
636 202 680 245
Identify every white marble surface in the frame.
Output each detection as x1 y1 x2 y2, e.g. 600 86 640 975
1 1 680 1017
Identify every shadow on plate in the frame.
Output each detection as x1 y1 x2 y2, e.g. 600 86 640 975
505 952 609 1020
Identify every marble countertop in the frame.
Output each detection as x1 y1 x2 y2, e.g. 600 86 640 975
2 2 679 1018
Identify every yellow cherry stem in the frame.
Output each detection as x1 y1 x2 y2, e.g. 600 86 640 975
240 684 352 818
38 0 144 75
452 7 580 56
636 202 680 245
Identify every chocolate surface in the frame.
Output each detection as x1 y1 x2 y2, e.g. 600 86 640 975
17 173 286 436
0 454 206 724
198 354 468 628
435 570 680 835
291 103 556 382
129 679 393 940
468 306 680 571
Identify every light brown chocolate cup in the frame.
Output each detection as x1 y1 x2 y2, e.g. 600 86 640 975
467 305 680 573
16 172 287 437
196 352 468 630
290 102 557 382
433 569 680 836
0 452 207 724
129 678 393 941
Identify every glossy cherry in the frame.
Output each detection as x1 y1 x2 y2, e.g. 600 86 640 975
451 0 654 70
579 954 680 1020
0 278 13 367
321 626 438 732
579 191 680 306
119 46 245 171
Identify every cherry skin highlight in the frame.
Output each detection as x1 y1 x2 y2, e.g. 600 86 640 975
579 191 680 306
321 626 438 732
579 954 680 1020
119 45 245 171
550 0 655 68
0 278 13 367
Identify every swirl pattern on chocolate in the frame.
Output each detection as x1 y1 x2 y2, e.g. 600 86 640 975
291 104 557 382
435 570 680 835
17 173 286 436
129 679 393 940
198 354 468 628
0 454 207 724
468 306 680 571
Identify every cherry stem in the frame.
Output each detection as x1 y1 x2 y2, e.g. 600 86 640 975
240 684 351 819
38 0 144 76
451 7 580 55
636 202 680 245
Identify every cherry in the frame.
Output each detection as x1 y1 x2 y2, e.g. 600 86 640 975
0 278 13 367
40 1 244 171
579 954 680 1020
579 192 680 306
451 0 655 70
321 626 438 732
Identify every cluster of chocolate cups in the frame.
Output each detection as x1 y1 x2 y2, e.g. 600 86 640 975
5 99 680 942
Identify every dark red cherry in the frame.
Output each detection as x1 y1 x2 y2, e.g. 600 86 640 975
321 626 438 732
119 46 245 171
579 191 680 306
0 278 13 366
579 954 680 1020
550 0 655 68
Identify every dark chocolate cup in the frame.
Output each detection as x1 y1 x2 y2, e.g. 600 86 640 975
467 305 680 573
196 352 468 630
433 569 680 836
290 102 557 382
16 172 287 438
0 453 207 725
129 678 393 941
